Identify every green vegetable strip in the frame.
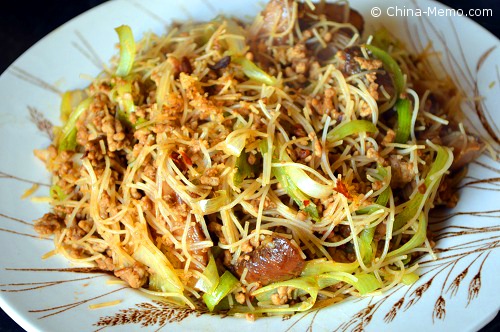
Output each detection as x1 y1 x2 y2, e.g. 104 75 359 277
60 90 85 123
342 273 382 295
116 79 135 119
132 242 184 294
315 272 381 295
260 140 320 221
194 190 229 215
316 272 382 295
365 44 405 97
202 270 239 311
394 98 412 143
358 228 375 263
393 145 451 230
388 212 427 258
354 166 391 264
233 56 277 86
360 165 390 212
252 276 318 312
115 25 136 77
356 185 391 215
50 185 67 201
60 91 74 123
58 98 92 151
224 19 246 55
401 272 420 285
272 165 320 221
233 151 253 186
357 187 391 263
250 272 380 313
327 119 378 142
301 259 358 276
195 253 219 294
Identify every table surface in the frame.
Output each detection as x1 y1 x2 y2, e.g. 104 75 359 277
0 0 499 331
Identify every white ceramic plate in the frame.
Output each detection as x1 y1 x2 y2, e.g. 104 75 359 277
1 0 499 331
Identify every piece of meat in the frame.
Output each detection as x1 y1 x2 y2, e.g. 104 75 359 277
336 46 363 76
186 223 209 266
96 256 115 271
173 220 209 267
389 155 415 188
252 0 294 43
34 213 65 236
233 235 305 285
114 262 148 289
298 1 364 35
335 46 394 99
441 132 485 171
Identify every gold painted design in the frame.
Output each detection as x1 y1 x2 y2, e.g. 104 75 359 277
0 171 49 187
93 300 204 330
72 30 105 70
28 106 54 140
29 287 127 319
0 275 102 293
8 66 62 95
132 2 168 25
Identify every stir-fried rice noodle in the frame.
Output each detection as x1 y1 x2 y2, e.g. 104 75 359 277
34 0 485 316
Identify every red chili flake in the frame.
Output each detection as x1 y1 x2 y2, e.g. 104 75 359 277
179 151 193 166
334 181 352 199
418 183 427 194
170 152 187 172
303 200 310 207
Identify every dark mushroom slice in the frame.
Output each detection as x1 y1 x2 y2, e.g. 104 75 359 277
441 132 485 171
233 235 305 285
298 1 365 35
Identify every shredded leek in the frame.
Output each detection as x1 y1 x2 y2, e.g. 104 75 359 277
49 185 67 201
272 165 320 221
252 276 318 312
233 56 277 86
401 272 420 285
327 119 378 142
393 145 452 230
60 90 85 123
365 44 405 97
223 19 247 55
115 25 136 77
193 190 229 215
195 253 219 294
58 98 92 151
233 151 254 186
260 140 321 220
132 242 184 294
253 271 380 312
395 98 412 144
329 272 382 295
202 270 239 311
388 212 427 258
355 166 391 263
113 78 135 125
221 132 248 156
301 259 358 275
